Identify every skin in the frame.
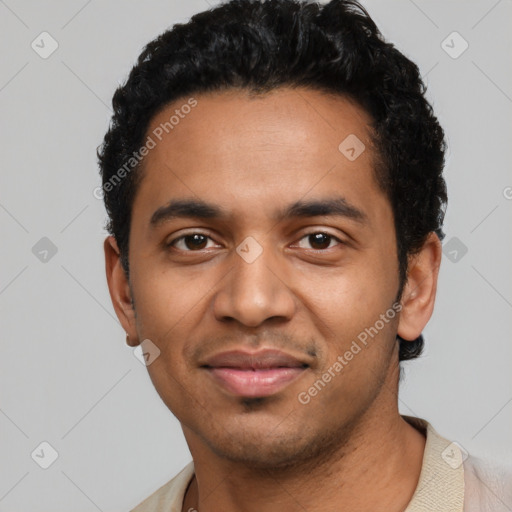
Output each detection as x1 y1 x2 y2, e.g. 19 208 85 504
105 87 442 512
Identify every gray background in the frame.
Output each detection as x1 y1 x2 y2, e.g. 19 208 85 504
0 0 511 510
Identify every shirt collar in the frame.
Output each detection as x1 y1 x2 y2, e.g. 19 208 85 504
402 415 465 512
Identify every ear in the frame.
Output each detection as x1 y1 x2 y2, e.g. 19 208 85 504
397 232 442 341
104 236 140 346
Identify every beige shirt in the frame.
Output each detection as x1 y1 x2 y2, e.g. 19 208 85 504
131 416 512 512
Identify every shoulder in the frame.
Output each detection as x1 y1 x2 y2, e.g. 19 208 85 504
401 415 512 512
130 461 195 512
463 455 512 512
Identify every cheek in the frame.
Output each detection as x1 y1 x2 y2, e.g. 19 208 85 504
130 264 212 339
294 259 400 406
302 296 399 416
297 259 398 340
129 265 215 381
145 357 200 423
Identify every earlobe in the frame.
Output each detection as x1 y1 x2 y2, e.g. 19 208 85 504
104 236 140 346
397 233 442 342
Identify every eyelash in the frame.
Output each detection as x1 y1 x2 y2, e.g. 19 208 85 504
166 231 344 252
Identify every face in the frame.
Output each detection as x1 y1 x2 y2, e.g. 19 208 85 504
107 87 419 469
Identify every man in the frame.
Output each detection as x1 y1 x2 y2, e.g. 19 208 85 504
97 0 512 510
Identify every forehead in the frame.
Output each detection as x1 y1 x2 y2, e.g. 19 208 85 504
132 87 389 229
145 87 374 166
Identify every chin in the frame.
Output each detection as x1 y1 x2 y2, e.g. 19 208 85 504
210 435 312 470
199 415 347 472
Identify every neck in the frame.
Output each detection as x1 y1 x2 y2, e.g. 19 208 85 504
182 409 426 512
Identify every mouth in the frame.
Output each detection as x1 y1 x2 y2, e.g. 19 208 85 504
201 349 310 398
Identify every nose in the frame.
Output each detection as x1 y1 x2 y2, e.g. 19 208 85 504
212 241 296 327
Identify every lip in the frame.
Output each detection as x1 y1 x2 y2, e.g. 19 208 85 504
201 349 309 398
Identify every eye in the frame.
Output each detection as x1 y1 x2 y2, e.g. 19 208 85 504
168 233 218 251
294 232 342 251
167 231 343 253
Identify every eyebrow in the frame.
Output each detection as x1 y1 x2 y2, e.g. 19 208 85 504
149 196 367 227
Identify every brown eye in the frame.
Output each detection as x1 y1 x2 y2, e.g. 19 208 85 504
169 233 214 251
295 232 341 251
308 233 332 250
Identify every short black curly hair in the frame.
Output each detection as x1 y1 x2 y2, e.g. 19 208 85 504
97 0 447 362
